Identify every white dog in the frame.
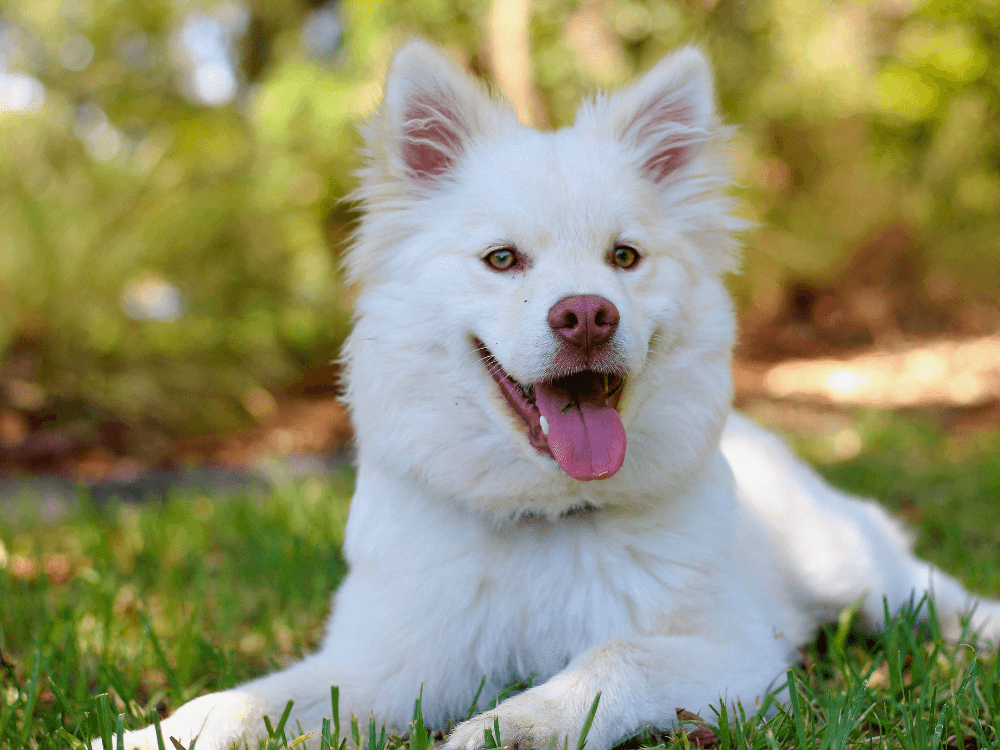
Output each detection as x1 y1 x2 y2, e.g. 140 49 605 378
113 41 1000 750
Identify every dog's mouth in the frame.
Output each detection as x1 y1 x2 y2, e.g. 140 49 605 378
476 342 626 481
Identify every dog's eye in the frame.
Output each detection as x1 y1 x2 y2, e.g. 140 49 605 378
485 247 519 271
611 245 640 269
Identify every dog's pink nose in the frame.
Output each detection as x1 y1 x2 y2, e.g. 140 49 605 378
548 295 619 350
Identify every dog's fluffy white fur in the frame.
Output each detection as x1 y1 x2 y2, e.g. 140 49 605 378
115 41 1000 750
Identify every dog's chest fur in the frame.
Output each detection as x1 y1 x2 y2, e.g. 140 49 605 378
332 456 760 697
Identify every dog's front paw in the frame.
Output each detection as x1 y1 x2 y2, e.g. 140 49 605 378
443 698 571 750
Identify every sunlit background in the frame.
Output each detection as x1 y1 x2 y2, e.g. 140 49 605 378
0 0 998 467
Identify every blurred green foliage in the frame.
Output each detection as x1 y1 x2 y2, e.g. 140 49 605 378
0 0 998 435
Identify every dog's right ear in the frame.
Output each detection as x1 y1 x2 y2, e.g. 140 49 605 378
364 40 512 187
576 46 718 186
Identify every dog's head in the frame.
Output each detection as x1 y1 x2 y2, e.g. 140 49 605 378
343 41 744 516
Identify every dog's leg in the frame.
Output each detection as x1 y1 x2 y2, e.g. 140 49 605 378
722 412 1000 643
107 654 351 750
443 633 789 750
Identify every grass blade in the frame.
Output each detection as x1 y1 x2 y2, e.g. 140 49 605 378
46 676 74 724
332 686 340 746
786 670 809 748
154 710 167 750
83 711 92 750
350 713 361 749
57 726 87 749
321 718 332 750
466 676 486 720
576 691 601 750
18 647 43 745
0 688 18 741
96 693 114 750
833 600 862 658
275 700 294 743
483 725 498 749
411 686 428 750
141 613 179 693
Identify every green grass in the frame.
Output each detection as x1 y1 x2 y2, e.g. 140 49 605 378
2 411 1000 749
0 475 352 749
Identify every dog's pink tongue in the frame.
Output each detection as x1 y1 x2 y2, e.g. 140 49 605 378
534 380 626 481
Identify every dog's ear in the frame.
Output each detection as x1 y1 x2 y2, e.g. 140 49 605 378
367 40 512 185
579 46 717 184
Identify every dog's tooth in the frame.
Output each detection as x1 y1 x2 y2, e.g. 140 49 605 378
539 415 549 436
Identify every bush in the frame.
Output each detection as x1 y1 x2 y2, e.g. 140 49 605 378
1 0 998 435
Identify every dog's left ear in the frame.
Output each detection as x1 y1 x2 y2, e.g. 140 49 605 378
579 46 718 185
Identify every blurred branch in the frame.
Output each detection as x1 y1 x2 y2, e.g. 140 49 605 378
243 15 276 83
485 0 546 127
